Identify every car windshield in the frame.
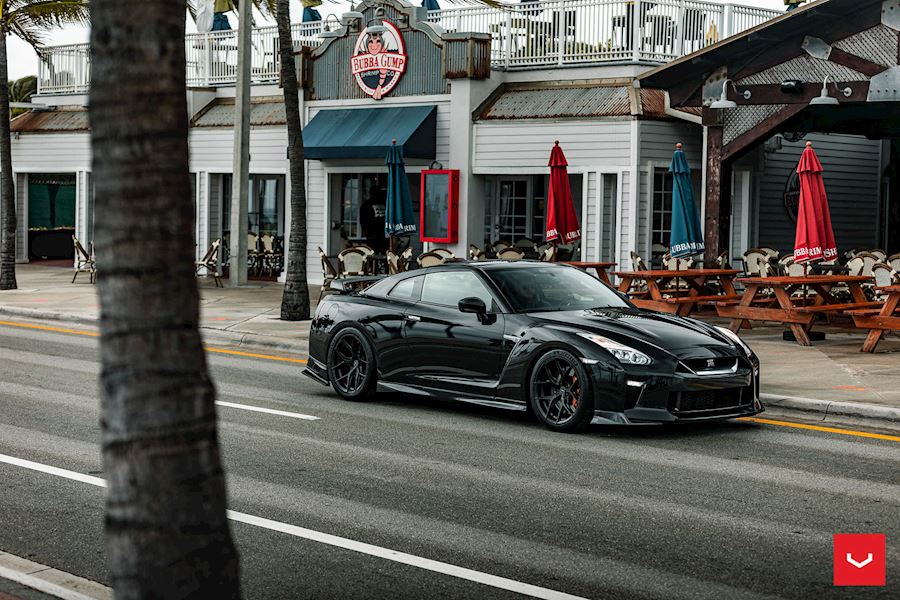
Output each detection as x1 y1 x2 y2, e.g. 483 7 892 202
486 266 630 313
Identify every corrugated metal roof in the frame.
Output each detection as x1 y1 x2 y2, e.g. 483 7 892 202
191 96 286 127
479 85 632 120
11 107 88 133
639 89 667 118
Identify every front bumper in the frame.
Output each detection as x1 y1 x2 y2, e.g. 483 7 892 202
589 356 763 425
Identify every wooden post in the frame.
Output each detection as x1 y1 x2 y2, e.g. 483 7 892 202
703 124 732 265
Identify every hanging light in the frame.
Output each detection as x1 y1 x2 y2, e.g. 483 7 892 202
710 79 751 110
365 7 388 35
809 76 841 106
317 14 342 39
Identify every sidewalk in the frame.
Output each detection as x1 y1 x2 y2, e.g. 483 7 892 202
0 264 315 353
0 551 110 600
2 264 898 430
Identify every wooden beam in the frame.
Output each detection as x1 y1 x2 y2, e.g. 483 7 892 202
722 103 808 161
727 81 870 105
827 47 889 77
704 126 732 264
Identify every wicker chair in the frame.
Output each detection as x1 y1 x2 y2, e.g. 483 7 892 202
72 236 97 284
468 245 485 261
873 263 899 289
889 253 900 271
431 248 455 259
318 247 339 302
497 247 525 260
539 244 557 262
196 239 222 287
387 251 403 275
630 251 647 271
338 247 370 276
417 251 446 268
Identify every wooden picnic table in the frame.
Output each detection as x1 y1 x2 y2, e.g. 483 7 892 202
848 285 900 353
560 261 616 285
610 269 742 317
716 275 879 346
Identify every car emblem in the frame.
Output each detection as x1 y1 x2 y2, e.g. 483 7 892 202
707 359 716 368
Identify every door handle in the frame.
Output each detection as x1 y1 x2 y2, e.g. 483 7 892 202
406 315 422 322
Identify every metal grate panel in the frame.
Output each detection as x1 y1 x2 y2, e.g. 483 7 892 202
738 55 865 85
723 104 786 145
833 25 899 68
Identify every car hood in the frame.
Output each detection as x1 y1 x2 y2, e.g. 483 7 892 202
528 308 735 357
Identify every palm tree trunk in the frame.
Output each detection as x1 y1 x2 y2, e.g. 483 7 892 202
277 0 310 320
0 34 18 290
89 1 240 597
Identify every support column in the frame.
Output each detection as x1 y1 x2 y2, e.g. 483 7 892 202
229 0 252 286
703 123 732 264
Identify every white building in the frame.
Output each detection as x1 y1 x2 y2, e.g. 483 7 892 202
10 0 892 282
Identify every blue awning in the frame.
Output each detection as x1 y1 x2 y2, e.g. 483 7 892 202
302 105 437 160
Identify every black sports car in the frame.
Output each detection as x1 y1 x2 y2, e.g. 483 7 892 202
304 261 763 432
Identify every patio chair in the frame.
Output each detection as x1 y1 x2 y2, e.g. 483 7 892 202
630 251 647 272
783 258 806 278
845 256 866 277
662 253 693 270
854 252 881 277
72 235 97 284
355 244 376 257
844 248 861 261
889 253 900 272
759 247 779 260
869 249 887 261
714 251 729 269
196 239 223 287
497 247 525 260
873 263 899 290
468 245 485 261
742 248 769 277
514 238 536 253
493 239 512 251
386 251 401 275
431 248 455 259
338 247 370 276
539 244 557 262
318 247 339 302
417 251 446 268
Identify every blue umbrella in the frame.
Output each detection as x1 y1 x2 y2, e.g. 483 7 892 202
422 0 440 10
302 6 322 22
385 141 417 238
668 143 704 260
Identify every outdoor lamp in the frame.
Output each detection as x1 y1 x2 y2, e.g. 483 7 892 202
318 14 342 39
340 10 365 33
808 76 850 106
710 79 751 110
366 7 388 35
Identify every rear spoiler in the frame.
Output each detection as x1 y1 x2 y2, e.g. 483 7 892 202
329 275 386 294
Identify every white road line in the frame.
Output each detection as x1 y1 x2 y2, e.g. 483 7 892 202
0 564 103 600
215 401 320 421
0 453 588 600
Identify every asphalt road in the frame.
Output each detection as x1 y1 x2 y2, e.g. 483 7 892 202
0 320 897 600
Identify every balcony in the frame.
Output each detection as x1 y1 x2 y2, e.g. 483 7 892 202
36 0 781 96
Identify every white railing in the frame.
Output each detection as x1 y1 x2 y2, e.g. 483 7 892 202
37 1 780 95
427 0 780 69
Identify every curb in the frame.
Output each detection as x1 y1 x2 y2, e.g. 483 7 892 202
0 305 310 356
0 551 111 600
760 393 900 432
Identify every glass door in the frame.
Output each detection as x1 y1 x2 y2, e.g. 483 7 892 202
492 177 530 243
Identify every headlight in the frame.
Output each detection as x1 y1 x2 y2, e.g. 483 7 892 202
577 333 652 365
715 326 753 356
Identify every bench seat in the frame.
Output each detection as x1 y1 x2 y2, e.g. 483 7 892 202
663 294 741 304
792 301 883 314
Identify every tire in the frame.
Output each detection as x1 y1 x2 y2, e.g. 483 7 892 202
528 349 594 433
326 327 377 401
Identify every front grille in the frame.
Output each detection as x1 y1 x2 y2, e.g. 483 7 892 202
678 356 740 375
672 388 748 413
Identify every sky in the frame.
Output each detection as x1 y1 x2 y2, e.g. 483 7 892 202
7 0 790 82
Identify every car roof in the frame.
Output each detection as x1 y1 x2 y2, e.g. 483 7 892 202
438 259 566 272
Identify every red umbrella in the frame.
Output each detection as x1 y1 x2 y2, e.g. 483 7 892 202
545 141 581 244
793 142 837 264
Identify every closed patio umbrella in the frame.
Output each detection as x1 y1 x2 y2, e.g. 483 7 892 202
302 6 322 22
545 141 581 245
422 0 440 10
793 142 837 265
668 143 704 264
384 141 417 244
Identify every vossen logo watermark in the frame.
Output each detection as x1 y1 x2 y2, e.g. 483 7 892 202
351 21 407 100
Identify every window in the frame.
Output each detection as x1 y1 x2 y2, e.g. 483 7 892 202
421 271 495 309
388 276 421 300
487 266 628 313
652 168 674 247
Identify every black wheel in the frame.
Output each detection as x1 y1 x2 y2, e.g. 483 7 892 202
327 328 376 401
529 350 594 432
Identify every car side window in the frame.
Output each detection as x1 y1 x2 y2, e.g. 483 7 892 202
388 276 422 300
421 271 496 310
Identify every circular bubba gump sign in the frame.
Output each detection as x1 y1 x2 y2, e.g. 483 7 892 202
351 21 407 100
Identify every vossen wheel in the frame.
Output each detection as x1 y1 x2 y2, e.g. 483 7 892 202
326 327 377 401
529 349 594 432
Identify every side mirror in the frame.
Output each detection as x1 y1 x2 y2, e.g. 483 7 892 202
458 297 487 314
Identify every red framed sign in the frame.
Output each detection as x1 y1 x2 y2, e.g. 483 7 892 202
419 169 459 243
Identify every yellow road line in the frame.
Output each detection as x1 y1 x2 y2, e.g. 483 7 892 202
0 319 307 365
738 417 900 443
